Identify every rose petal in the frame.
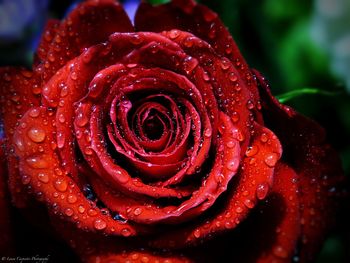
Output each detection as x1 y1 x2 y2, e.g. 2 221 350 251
148 121 282 248
33 19 60 67
0 68 42 208
13 106 146 237
0 143 14 255
134 0 261 106
254 69 345 261
36 0 133 81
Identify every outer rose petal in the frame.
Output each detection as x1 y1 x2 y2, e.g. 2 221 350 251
0 142 14 256
135 0 262 108
52 219 195 263
33 19 60 67
36 0 134 81
13 107 146 237
0 68 41 208
254 70 346 262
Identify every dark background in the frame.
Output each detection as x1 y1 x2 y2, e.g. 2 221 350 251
0 0 349 262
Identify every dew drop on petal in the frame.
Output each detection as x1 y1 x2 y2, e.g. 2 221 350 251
70 72 78 80
21 175 31 185
194 229 201 238
133 207 142 216
245 145 259 157
65 208 74 217
229 72 237 82
243 199 255 209
27 127 46 143
264 153 278 168
94 218 107 230
204 128 212 137
273 245 288 259
256 182 269 200
169 29 180 39
54 178 68 192
67 194 77 204
183 56 198 74
235 206 243 213
231 111 239 123
78 205 85 213
121 228 131 237
260 133 268 143
26 156 49 169
246 100 254 110
29 108 40 118
57 132 65 148
37 173 49 183
58 114 66 123
226 159 239 171
75 112 89 127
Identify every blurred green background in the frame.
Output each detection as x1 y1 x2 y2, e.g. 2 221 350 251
0 0 349 262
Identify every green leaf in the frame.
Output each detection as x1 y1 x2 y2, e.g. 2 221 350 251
276 88 341 103
148 0 170 4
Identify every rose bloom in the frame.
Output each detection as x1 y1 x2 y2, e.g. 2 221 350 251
0 0 345 262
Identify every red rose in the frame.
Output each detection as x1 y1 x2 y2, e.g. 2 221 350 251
0 0 345 262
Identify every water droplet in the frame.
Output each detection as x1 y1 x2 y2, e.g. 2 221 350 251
21 175 31 185
246 100 254 110
94 218 107 230
226 140 236 148
231 112 239 123
60 85 68 97
202 71 210 81
126 63 137 68
58 114 66 123
273 245 288 259
220 58 230 70
38 173 49 183
84 147 93 155
264 153 278 168
57 132 65 148
260 133 268 143
26 155 49 169
243 199 254 208
65 208 74 217
14 135 25 151
183 36 195 47
208 23 216 39
237 131 245 142
78 205 85 213
141 256 150 263
70 71 78 80
169 29 180 39
226 159 239 171
130 34 143 45
229 72 237 82
183 56 198 74
224 221 233 229
235 206 243 213
67 194 77 204
48 53 55 62
256 182 269 200
54 178 68 192
115 170 128 184
133 207 142 216
194 229 201 238
204 128 212 137
75 112 89 127
121 228 131 237
245 145 259 157
88 208 98 216
29 108 40 118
